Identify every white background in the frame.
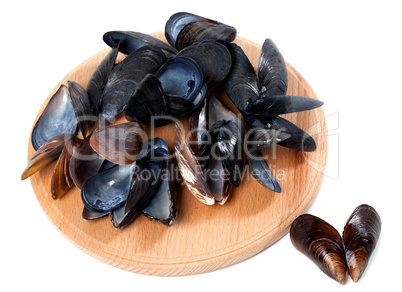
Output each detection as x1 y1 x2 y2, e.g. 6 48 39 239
2 0 401 291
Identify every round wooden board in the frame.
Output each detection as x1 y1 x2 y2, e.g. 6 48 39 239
28 32 327 276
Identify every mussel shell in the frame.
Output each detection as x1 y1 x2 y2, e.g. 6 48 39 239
246 127 291 152
69 134 104 190
290 214 348 284
208 120 244 187
175 123 214 205
155 56 204 103
31 85 79 150
246 150 281 193
68 80 93 138
343 204 381 282
22 133 77 180
245 114 316 152
110 204 138 229
89 122 144 165
165 12 206 47
125 73 169 125
141 138 176 225
246 94 324 116
82 206 109 221
175 21 236 51
204 155 231 204
258 38 288 96
103 31 177 58
176 40 232 86
124 160 163 213
51 138 81 200
81 163 136 213
99 45 166 123
223 43 259 115
86 42 119 116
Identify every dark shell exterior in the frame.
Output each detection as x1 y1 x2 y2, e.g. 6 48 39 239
258 38 288 96
86 43 119 116
99 45 166 123
103 31 177 58
222 43 259 115
175 21 236 51
290 214 348 284
68 80 93 138
343 204 381 282
176 40 232 86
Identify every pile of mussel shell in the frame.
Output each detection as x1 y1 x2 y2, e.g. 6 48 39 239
22 12 323 229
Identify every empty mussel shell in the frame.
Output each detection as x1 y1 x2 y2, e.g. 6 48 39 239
245 150 281 193
223 43 259 115
258 38 288 96
31 85 79 150
82 206 109 221
22 133 78 180
175 123 214 205
176 40 232 86
51 138 81 200
81 162 136 213
290 214 348 284
246 95 324 116
125 57 205 126
86 42 120 116
89 122 144 165
165 12 236 51
68 80 93 138
343 204 381 282
245 114 316 152
69 134 104 190
103 31 177 58
99 45 166 123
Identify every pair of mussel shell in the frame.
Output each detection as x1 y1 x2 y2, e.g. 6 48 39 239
176 96 244 205
290 205 381 284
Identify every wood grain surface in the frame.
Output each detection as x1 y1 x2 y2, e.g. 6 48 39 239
27 32 327 276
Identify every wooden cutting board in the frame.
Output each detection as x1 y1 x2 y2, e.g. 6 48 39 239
27 32 327 276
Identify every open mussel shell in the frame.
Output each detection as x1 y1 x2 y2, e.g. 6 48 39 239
103 31 177 58
176 40 232 87
89 122 144 165
69 134 104 190
31 85 79 150
246 95 324 116
68 80 93 138
51 138 81 200
86 42 119 116
125 57 205 126
258 38 288 96
22 133 78 180
81 162 136 213
175 123 214 205
290 214 348 284
246 150 281 193
223 43 259 115
99 45 166 123
343 204 381 282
